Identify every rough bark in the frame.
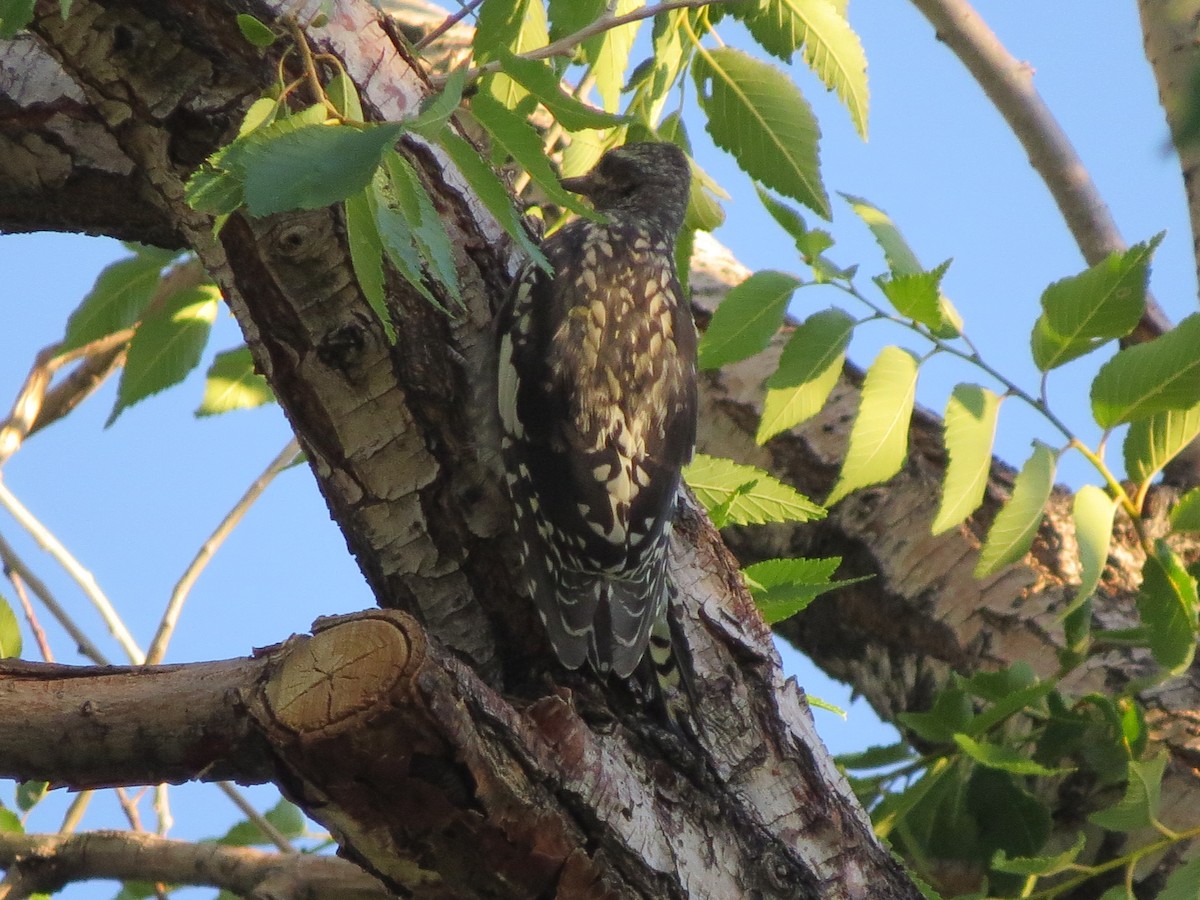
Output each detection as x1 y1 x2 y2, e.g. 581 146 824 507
0 0 918 896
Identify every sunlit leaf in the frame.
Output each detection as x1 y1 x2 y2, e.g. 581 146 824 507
1060 485 1116 618
474 0 549 109
974 442 1057 577
1170 487 1200 532
684 454 825 526
1089 755 1167 832
0 593 20 658
582 0 642 112
1137 542 1198 675
493 49 625 131
1091 312 1200 428
1123 401 1200 486
743 556 866 624
932 384 1001 534
953 734 1069 776
62 254 174 352
826 346 919 505
196 347 273 417
757 307 854 443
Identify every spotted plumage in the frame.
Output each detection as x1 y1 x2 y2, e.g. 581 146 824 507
497 142 697 678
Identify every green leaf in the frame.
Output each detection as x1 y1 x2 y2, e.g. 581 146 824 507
107 284 220 426
826 346 919 505
1031 238 1160 372
1123 401 1200 486
469 92 595 218
218 799 306 846
372 168 442 312
898 686 972 744
0 0 34 38
326 71 364 120
932 384 1002 535
15 781 48 813
697 270 799 370
0 806 22 833
875 262 952 331
835 741 914 771
732 0 869 138
62 255 172 352
582 0 642 112
435 130 548 270
1137 542 1198 675
381 151 462 306
196 347 273 417
475 0 549 109
967 767 1051 861
493 50 625 131
683 454 825 526
407 68 467 137
241 122 404 216
1060 485 1117 618
974 442 1057 577
991 832 1086 877
1089 755 1167 832
743 556 867 624
0 593 20 658
953 734 1069 776
694 47 829 217
1170 487 1200 532
549 0 605 41
344 187 395 342
1091 312 1200 428
1159 855 1200 900
757 307 854 443
235 13 276 47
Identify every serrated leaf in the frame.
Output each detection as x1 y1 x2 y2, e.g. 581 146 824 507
1089 755 1167 832
897 687 973 744
583 0 642 112
932 384 1002 534
0 0 34 38
758 307 854 443
372 168 443 312
826 346 919 505
1059 485 1117 620
218 799 306 846
953 734 1069 776
743 556 866 623
107 284 220 426
493 50 625 131
1159 855 1200 900
1123 401 1200 486
235 13 276 47
62 255 170 352
697 270 799 370
469 92 595 218
732 0 869 138
1137 542 1198 674
549 0 605 41
0 593 20 658
684 453 825 526
1170 487 1200 531
475 0 549 109
1091 312 1200 428
407 68 467 137
992 832 1086 877
694 47 829 217
382 151 462 305
196 347 273 417
974 442 1057 577
435 130 548 271
876 262 951 330
1041 237 1158 342
240 122 403 216
344 187 395 342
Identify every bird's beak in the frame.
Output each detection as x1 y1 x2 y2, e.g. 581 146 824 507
560 172 600 196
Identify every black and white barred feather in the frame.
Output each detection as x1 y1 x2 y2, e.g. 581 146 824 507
496 142 697 679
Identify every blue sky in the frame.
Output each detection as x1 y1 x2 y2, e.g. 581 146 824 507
0 1 1193 893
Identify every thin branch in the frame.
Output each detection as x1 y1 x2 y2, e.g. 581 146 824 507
907 0 1172 341
0 477 143 664
7 568 52 662
0 532 109 665
415 0 485 51
145 438 301 665
0 831 390 900
215 781 295 853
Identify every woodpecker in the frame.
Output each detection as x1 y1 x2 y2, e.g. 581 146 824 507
496 141 697 679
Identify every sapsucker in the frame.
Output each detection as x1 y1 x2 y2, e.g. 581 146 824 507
496 141 698 679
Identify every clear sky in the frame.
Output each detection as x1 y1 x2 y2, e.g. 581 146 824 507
0 2 1192 895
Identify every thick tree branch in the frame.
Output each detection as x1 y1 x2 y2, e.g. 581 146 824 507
909 0 1173 341
0 831 389 900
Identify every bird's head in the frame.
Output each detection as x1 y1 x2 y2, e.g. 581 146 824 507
560 142 691 236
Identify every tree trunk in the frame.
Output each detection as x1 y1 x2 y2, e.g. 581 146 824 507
0 1 920 896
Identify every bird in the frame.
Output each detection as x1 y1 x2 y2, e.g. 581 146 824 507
496 141 698 680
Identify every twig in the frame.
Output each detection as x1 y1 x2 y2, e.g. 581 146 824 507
415 0 485 51
7 568 51 662
0 477 143 664
907 0 1172 342
145 438 301 665
59 792 91 834
217 782 295 853
0 532 108 665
